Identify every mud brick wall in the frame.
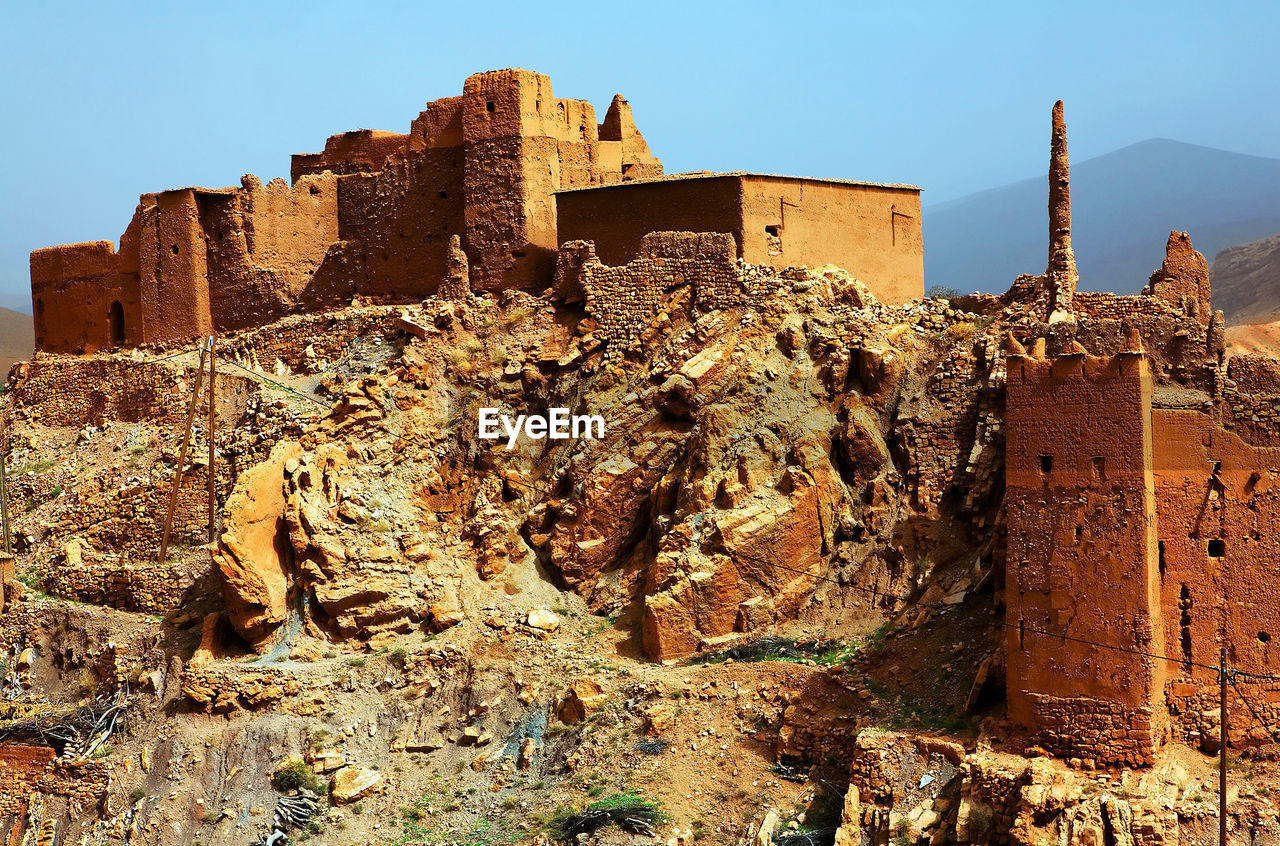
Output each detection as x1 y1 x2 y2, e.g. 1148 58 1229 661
896 344 984 509
1222 355 1280 446
7 356 238 427
1165 677 1280 749
223 306 403 374
45 559 204 613
956 756 1031 846
0 745 55 816
1022 694 1157 767
564 232 750 354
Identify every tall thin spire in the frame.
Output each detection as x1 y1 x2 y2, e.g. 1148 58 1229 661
1046 99 1078 322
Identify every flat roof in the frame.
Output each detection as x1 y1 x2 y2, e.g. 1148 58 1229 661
554 170 920 194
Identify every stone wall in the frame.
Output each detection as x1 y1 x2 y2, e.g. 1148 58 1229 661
1020 694 1157 767
561 232 747 354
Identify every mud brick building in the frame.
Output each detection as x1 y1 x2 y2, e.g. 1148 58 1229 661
30 69 924 353
1003 103 1280 765
556 173 924 306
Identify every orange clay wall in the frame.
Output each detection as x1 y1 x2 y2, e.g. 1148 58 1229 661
1152 406 1280 746
554 177 746 267
555 175 924 307
737 176 923 305
30 233 142 353
1004 351 1168 766
292 68 664 302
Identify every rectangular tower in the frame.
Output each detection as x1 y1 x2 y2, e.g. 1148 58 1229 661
1004 347 1168 766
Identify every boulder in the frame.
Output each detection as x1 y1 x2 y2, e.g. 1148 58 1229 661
214 442 301 645
330 766 383 804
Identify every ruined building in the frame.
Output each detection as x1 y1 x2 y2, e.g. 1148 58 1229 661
1004 102 1280 766
29 69 924 354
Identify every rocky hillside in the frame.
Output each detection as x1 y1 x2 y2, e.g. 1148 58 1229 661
0 266 1276 846
1212 231 1280 324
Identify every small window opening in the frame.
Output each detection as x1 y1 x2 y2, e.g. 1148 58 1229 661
439 190 448 199
108 301 125 346
765 225 780 237
1259 631 1272 644
171 244 180 255
1039 455 1053 474
486 100 496 113
1075 526 1083 542
511 250 526 258
1158 541 1166 576
1018 619 1025 650
1208 539 1225 558
1091 456 1106 481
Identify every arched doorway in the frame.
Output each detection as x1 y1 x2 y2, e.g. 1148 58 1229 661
109 301 125 346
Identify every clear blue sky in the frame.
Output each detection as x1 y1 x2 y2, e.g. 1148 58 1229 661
2 0 1277 313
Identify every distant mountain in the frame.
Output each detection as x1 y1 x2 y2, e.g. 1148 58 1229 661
925 139 1280 296
0 293 30 315
0 307 34 376
1211 232 1280 324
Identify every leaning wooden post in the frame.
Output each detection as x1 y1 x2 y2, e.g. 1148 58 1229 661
158 341 210 565
207 336 217 543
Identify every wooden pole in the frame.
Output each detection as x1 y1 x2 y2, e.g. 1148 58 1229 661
1220 646 1228 846
0 410 11 555
158 341 209 565
207 336 216 543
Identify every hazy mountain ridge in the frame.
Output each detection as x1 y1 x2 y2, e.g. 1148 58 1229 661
925 138 1280 295
1212 231 1280 324
0 307 34 375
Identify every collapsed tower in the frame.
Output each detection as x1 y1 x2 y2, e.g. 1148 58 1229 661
1044 100 1079 323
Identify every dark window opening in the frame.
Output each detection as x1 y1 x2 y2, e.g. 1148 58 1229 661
1018 619 1025 650
171 244 180 255
1158 541 1166 576
1260 631 1272 644
511 250 526 258
1208 539 1225 558
1075 526 1083 541
1092 456 1106 481
765 225 780 237
1211 459 1223 475
486 100 496 113
439 190 448 199
109 301 125 346
1039 455 1053 474
35 298 44 319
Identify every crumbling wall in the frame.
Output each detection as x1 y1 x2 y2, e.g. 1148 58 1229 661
564 232 744 352
1143 231 1212 324
1004 351 1167 766
290 129 411 182
29 235 142 353
202 174 340 331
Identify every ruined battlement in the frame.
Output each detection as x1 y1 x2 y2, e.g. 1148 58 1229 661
29 69 922 354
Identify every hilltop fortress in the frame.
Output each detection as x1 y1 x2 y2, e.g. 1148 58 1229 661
13 70 1280 821
28 69 924 354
